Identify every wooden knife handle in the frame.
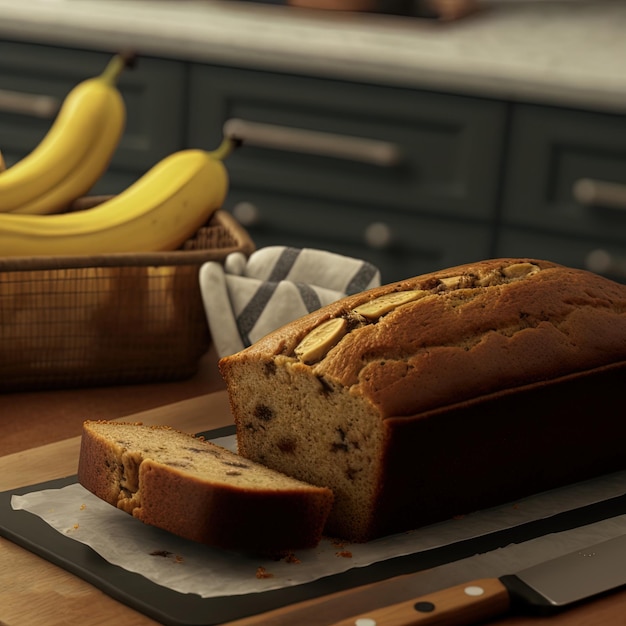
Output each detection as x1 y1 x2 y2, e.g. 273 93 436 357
329 578 510 626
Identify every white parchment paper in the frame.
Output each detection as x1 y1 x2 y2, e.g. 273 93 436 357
11 434 626 598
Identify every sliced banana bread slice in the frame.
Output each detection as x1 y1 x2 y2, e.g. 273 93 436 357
78 420 334 553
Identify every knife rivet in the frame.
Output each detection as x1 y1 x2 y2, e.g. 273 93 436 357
464 585 485 597
414 601 436 613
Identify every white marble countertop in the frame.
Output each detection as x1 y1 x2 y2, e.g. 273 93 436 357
1 0 626 112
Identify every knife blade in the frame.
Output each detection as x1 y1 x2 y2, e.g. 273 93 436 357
330 533 626 626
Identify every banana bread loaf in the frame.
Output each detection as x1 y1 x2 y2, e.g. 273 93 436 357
77 420 334 553
219 258 626 542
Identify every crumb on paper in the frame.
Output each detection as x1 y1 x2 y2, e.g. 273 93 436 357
283 553 301 564
255 566 273 579
73 523 79 530
149 550 183 563
150 550 174 558
331 537 353 557
80 503 87 510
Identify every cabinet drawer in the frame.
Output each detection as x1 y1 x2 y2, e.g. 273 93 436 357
189 64 506 221
0 41 186 192
496 226 626 283
226 189 492 283
501 104 626 243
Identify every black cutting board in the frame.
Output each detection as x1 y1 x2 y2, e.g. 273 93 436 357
2 425 626 626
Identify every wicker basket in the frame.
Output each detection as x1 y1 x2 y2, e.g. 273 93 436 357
0 209 255 391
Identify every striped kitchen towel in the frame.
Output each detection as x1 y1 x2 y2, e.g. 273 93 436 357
199 246 381 357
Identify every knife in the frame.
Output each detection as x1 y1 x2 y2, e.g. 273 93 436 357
330 533 626 625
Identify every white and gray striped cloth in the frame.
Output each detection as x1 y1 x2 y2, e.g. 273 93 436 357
199 246 381 357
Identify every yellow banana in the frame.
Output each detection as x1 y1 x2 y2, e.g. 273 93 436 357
0 53 130 214
0 142 234 257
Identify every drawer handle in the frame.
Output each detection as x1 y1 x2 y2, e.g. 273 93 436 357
223 118 402 167
586 249 626 279
0 88 60 119
573 178 626 211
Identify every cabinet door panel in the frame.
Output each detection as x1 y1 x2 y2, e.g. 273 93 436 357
502 104 626 244
189 64 506 221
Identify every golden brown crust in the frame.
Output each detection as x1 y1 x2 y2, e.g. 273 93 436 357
220 258 626 417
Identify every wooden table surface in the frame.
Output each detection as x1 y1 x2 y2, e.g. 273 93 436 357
2 355 626 626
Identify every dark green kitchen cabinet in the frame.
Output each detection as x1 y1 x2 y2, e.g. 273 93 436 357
2 37 624 283
187 63 507 282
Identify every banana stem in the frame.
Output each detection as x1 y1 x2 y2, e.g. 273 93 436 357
207 136 239 161
100 51 136 85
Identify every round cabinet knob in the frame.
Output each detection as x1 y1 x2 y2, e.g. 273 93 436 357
231 202 260 227
364 222 392 249
586 248 626 279
585 249 612 274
